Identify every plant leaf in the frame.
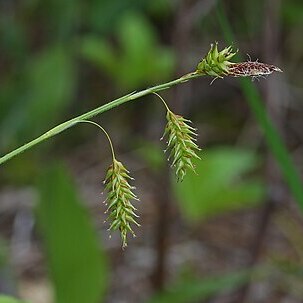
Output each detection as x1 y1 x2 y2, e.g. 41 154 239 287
0 296 28 303
173 147 265 220
36 165 108 303
148 270 250 303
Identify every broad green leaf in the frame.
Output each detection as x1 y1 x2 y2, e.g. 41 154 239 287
117 12 175 88
148 270 250 303
0 296 28 303
80 36 118 73
173 147 265 220
1 46 76 179
0 46 76 147
80 12 175 89
24 46 76 136
37 165 108 303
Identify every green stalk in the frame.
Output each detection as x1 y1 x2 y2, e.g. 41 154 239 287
0 72 200 165
216 2 303 206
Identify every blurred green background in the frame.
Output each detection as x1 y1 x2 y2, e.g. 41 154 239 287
1 0 303 302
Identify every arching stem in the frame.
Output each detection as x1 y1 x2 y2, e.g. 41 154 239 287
0 71 200 166
77 120 116 161
153 92 171 113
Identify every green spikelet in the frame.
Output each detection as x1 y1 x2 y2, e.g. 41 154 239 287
162 110 201 181
196 42 237 77
104 159 140 248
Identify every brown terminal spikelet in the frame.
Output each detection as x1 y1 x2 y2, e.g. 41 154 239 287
162 110 201 181
104 159 140 248
228 61 282 79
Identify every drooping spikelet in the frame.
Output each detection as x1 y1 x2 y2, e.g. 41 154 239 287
104 159 139 248
162 110 201 181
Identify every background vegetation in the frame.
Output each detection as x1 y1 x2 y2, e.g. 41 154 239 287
1 0 303 302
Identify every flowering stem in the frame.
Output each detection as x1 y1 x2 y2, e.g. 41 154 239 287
153 92 171 112
76 120 116 160
0 71 201 166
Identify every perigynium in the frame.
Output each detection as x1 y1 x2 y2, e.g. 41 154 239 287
104 159 140 248
162 110 201 181
196 42 237 78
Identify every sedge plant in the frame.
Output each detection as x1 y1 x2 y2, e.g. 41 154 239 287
0 43 282 247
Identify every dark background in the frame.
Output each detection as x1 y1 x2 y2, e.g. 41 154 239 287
1 0 303 302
